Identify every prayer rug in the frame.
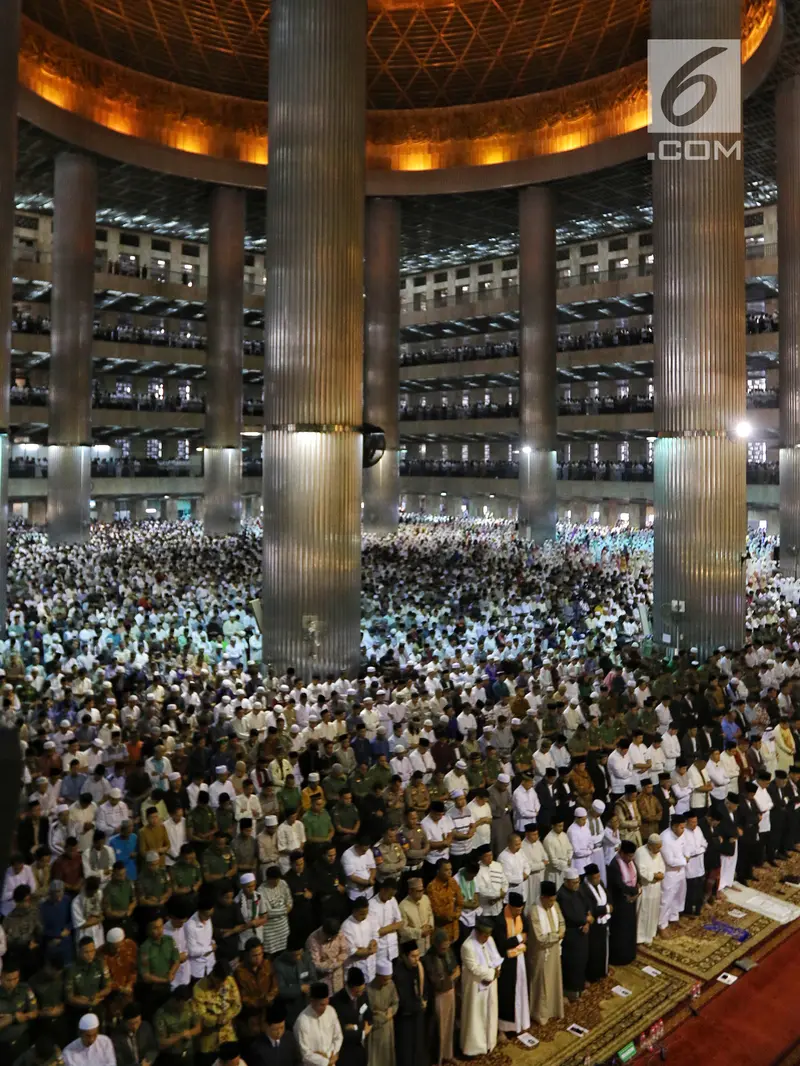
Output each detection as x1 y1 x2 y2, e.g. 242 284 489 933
638 905 778 978
488 963 694 1066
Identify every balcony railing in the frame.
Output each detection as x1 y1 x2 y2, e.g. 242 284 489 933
399 459 780 485
12 313 265 357
9 387 264 416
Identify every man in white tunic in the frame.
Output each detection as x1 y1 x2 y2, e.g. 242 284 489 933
341 897 379 983
63 1014 116 1066
566 808 594 875
511 776 540 833
473 845 509 917
634 835 665 945
658 815 688 930
543 818 573 890
719 792 740 892
520 824 547 909
368 881 403 964
459 916 502 1056
588 800 607 882
294 983 344 1066
497 834 530 900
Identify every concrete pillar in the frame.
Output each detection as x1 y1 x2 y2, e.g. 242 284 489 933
518 186 557 544
194 498 206 523
133 499 148 522
28 499 46 526
165 498 179 523
363 198 400 533
263 0 366 676
0 0 20 635
652 1 745 655
98 499 115 523
47 153 97 543
778 77 800 576
205 186 246 534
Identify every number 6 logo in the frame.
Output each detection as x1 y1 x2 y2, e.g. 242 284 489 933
648 40 741 134
661 46 727 127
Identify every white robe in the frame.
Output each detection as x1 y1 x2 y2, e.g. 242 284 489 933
566 821 594 875
587 814 607 883
634 845 665 945
520 839 547 909
497 848 530 901
460 933 502 1056
543 830 573 891
658 829 687 928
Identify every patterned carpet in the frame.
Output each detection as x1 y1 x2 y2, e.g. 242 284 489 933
473 964 694 1066
639 850 800 980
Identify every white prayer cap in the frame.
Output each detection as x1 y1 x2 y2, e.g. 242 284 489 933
376 958 393 976
265 816 278 827
455 760 467 770
511 718 521 726
106 928 125 944
290 725 300 733
280 684 290 692
526 708 536 716
592 800 606 814
56 803 70 814
574 807 587 818
497 773 510 784
168 772 181 782
109 788 123 799
308 773 321 783
222 695 231 705
394 745 405 754
44 741 56 751
59 719 71 728
215 765 228 775
423 719 433 727
367 667 376 674
347 688 358 696
564 867 580 880
79 1014 100 1031
240 873 256 885
450 789 464 798
648 833 662 845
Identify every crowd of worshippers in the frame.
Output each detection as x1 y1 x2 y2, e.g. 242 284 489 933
3 637 800 1066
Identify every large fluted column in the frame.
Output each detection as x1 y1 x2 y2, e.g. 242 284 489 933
518 186 557 543
652 0 746 655
363 197 400 533
0 0 21 634
48 153 97 543
778 78 800 577
263 0 366 676
205 186 246 535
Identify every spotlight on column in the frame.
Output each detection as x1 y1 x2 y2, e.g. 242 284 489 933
734 420 753 439
361 424 386 469
522 445 532 454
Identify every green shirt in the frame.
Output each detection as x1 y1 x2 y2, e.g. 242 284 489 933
302 809 333 842
323 775 348 803
139 935 180 980
365 765 391 791
215 808 236 839
0 983 36 1044
103 879 135 915
278 787 301 815
137 867 171 903
187 806 216 840
154 1001 198 1057
333 802 359 832
65 958 109 1003
171 860 202 892
201 846 235 880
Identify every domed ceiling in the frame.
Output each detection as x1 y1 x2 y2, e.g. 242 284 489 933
22 0 650 109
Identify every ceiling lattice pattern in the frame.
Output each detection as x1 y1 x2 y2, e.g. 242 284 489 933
22 0 649 108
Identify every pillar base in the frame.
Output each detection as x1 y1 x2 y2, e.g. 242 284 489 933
165 498 179 523
518 448 557 544
98 499 115 523
654 436 746 657
363 449 399 534
780 448 800 576
47 445 91 543
203 447 242 535
262 429 361 676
